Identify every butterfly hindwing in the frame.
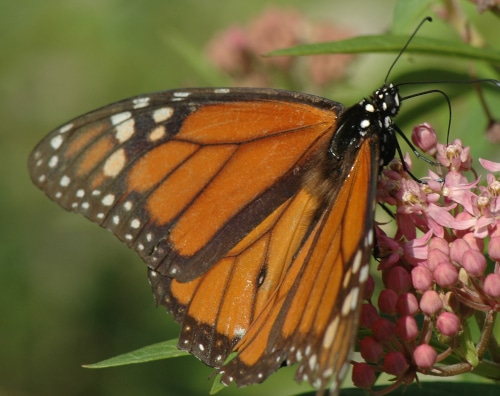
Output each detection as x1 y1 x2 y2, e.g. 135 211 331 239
216 136 378 392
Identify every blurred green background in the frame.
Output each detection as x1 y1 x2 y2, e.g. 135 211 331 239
2 1 499 395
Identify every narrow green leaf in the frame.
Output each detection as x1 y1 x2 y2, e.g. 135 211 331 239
83 339 188 368
392 0 435 33
209 373 226 395
267 35 500 63
457 322 480 368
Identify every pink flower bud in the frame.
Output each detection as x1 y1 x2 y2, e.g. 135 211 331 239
485 121 500 144
413 344 437 369
412 266 433 291
433 263 458 287
363 274 375 300
427 249 451 271
360 336 383 363
412 123 437 155
372 318 395 343
383 351 409 376
352 362 376 389
428 237 449 255
436 312 460 336
461 250 486 277
360 303 379 329
449 238 470 265
488 236 500 262
420 290 443 316
462 233 483 252
396 292 419 316
384 266 411 293
395 316 418 341
378 289 398 315
484 274 500 297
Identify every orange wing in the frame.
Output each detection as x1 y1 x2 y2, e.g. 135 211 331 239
28 87 377 394
149 134 378 394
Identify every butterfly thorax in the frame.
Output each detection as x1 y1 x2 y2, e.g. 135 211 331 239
329 83 400 169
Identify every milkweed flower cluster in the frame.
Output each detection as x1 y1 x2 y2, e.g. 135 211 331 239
205 7 355 88
353 123 500 393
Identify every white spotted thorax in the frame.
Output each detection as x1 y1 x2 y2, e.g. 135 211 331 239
329 82 401 169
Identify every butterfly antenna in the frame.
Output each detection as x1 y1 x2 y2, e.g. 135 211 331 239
385 16 432 84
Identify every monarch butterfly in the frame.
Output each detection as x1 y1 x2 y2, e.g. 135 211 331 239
28 18 432 396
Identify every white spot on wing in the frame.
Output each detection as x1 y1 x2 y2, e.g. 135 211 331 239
103 149 126 177
360 264 369 283
351 286 360 311
214 88 230 94
367 229 373 247
341 288 353 316
173 92 190 98
342 269 352 290
149 125 166 141
48 155 58 168
132 97 150 109
130 219 141 229
152 107 174 123
60 175 71 187
322 316 339 349
308 354 317 370
115 118 135 143
110 111 132 126
50 135 64 150
102 194 115 206
59 123 73 133
352 250 363 274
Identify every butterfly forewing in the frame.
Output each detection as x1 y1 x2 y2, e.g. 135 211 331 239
28 88 342 282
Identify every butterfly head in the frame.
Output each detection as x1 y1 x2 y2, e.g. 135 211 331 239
370 83 400 120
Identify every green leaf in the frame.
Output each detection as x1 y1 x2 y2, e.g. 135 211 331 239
82 339 189 368
392 0 435 33
209 372 226 395
267 35 500 63
458 321 480 368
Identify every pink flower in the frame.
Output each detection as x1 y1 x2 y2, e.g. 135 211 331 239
352 363 376 389
383 352 409 376
436 312 461 336
479 157 500 172
436 139 472 171
420 290 443 316
414 344 437 369
357 123 500 393
412 123 438 155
